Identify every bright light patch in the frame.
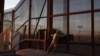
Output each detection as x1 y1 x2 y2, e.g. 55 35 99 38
4 0 20 10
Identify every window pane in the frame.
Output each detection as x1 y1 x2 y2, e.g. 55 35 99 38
94 12 100 56
14 0 29 30
53 16 67 52
3 12 12 31
53 0 67 14
31 18 47 37
53 16 67 33
94 0 100 9
70 0 91 12
31 0 47 18
94 12 100 43
31 18 47 31
70 13 91 43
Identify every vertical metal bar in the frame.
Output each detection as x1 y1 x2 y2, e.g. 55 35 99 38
44 30 46 51
12 10 15 32
67 0 70 34
28 0 32 48
33 0 46 38
91 0 95 56
47 0 53 52
28 0 32 39
11 10 15 49
38 30 40 50
66 0 70 53
0 0 4 33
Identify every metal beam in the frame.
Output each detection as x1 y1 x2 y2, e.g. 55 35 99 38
91 0 95 56
28 0 32 39
47 0 53 52
66 0 70 53
0 0 4 33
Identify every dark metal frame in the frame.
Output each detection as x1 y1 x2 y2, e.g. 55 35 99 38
0 0 4 33
28 0 32 39
46 0 53 51
66 0 70 53
91 0 95 56
10 0 100 56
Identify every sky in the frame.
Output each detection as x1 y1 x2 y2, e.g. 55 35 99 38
4 0 20 10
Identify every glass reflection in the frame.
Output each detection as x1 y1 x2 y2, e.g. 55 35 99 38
31 18 47 31
53 0 67 14
3 12 12 31
94 12 100 43
14 0 29 30
94 0 100 9
53 16 67 33
70 13 91 43
31 0 47 18
70 0 91 12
